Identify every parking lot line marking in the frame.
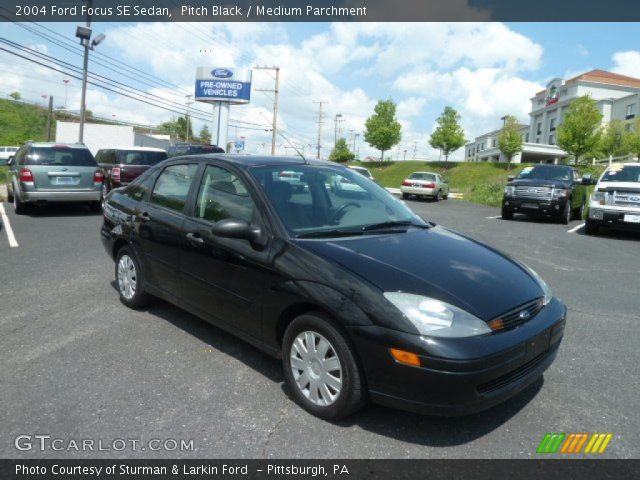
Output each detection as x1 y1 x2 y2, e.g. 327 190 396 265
0 203 19 247
567 223 585 233
486 215 501 219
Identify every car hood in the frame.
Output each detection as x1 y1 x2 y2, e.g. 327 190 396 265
509 178 571 188
296 226 543 321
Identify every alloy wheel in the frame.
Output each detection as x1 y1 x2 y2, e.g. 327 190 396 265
289 331 343 407
117 254 137 300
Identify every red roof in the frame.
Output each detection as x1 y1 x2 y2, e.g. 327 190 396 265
535 69 640 96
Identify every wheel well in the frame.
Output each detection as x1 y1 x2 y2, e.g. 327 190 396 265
112 239 128 259
275 302 327 347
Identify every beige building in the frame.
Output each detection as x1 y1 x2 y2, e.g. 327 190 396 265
466 69 640 164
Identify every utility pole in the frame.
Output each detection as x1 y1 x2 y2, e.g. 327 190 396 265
412 141 417 160
314 101 328 159
254 65 280 155
46 96 54 141
185 94 192 142
334 114 342 147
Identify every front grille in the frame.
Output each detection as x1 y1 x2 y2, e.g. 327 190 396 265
477 349 549 394
487 298 544 332
613 190 640 207
514 186 553 200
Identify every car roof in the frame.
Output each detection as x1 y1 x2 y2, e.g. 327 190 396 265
26 142 89 149
96 146 166 152
349 166 369 170
607 163 640 167
410 171 438 175
166 154 338 169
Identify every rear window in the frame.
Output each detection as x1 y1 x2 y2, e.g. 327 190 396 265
116 150 167 166
26 147 96 166
409 173 436 181
167 145 224 158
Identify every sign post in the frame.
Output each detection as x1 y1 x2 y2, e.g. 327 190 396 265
195 67 252 151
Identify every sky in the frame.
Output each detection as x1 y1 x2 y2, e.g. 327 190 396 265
2 21 640 160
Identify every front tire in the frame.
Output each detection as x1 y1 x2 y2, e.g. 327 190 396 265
585 219 599 235
282 313 367 420
561 201 571 225
501 206 513 220
115 247 151 309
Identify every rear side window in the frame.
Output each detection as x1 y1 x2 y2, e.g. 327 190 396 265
150 164 198 212
26 147 96 166
117 150 167 166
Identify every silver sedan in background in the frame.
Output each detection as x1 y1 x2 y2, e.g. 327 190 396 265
401 171 449 201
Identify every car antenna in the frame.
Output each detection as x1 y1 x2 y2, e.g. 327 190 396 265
261 111 308 163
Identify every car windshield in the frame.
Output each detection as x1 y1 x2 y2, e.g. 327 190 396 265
409 173 436 181
250 165 425 237
601 165 640 183
516 165 571 181
26 147 96 166
116 150 167 166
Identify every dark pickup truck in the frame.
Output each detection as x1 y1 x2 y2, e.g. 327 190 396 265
502 164 595 224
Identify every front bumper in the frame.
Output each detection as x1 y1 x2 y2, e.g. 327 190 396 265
588 207 640 231
348 297 566 416
18 189 101 203
503 196 568 216
401 186 437 196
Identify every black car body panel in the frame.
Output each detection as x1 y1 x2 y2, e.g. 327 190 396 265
101 154 566 416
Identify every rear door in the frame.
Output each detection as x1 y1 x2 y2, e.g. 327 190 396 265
133 162 199 299
26 146 98 191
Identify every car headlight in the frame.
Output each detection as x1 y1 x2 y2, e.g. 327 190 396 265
383 292 491 338
504 186 514 196
521 265 553 305
590 191 605 206
552 188 568 198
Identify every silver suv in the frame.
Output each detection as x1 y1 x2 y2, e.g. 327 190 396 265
6 142 103 214
586 163 640 235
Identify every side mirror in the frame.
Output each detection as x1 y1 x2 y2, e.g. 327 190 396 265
581 174 594 186
7 156 14 165
507 175 515 182
212 218 266 248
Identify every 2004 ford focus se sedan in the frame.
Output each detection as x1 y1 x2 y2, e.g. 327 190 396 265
101 155 566 420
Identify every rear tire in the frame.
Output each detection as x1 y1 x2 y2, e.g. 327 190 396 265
13 192 26 215
433 190 441 202
572 201 585 221
6 185 13 203
585 219 599 235
89 201 102 213
501 207 513 220
282 312 367 420
115 247 152 309
401 192 409 200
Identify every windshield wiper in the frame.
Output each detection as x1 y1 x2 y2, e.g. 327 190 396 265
361 220 431 231
296 229 364 239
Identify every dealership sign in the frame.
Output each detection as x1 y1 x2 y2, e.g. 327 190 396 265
194 67 252 104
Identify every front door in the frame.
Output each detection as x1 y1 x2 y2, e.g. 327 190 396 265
180 163 270 339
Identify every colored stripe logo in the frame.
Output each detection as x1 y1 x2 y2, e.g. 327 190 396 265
537 433 613 454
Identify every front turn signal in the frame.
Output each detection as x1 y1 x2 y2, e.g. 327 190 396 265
390 348 421 367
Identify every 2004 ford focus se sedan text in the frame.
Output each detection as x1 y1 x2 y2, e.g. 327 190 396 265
101 155 566 420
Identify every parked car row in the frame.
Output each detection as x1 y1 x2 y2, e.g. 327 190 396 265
3 142 224 214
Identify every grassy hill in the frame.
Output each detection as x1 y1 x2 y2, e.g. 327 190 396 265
349 160 606 207
0 98 53 145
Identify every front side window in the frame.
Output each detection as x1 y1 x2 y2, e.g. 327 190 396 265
250 165 422 236
150 164 197 212
195 165 256 223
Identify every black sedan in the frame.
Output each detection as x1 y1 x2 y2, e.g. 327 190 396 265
101 155 566 420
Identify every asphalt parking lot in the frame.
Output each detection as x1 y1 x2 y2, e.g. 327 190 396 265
0 198 638 459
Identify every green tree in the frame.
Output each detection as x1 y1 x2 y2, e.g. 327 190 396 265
364 99 402 161
199 125 211 144
429 106 466 162
599 119 631 159
157 116 192 141
9 91 21 101
556 95 603 164
624 117 640 160
498 115 523 170
329 137 355 163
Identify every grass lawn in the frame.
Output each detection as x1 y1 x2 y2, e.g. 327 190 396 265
349 160 606 207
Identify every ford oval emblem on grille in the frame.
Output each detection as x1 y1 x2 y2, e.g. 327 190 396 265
519 310 531 320
631 196 640 202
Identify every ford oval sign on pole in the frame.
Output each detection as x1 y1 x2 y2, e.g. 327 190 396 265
195 67 252 104
195 67 252 152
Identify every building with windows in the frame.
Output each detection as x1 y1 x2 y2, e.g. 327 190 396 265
465 69 640 164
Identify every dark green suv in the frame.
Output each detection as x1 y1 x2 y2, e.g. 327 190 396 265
6 142 103 214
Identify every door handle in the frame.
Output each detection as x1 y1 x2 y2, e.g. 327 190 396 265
138 211 151 222
186 232 204 246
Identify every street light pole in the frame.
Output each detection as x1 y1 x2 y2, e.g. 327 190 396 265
78 4 91 144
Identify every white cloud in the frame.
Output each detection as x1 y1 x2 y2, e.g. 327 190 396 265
612 51 640 79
